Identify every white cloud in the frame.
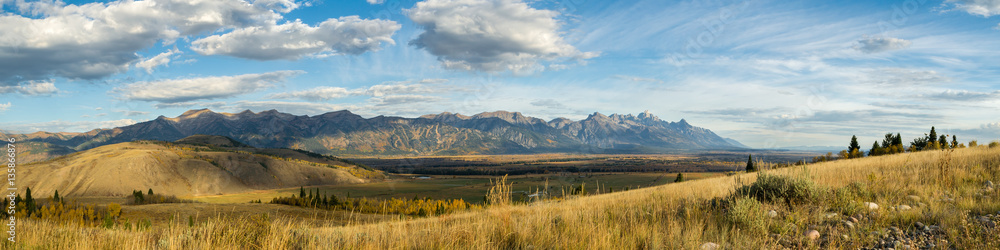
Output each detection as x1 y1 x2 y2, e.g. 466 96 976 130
135 49 180 73
266 86 352 101
1 119 137 133
0 102 10 112
117 70 303 103
854 36 912 54
858 68 950 86
0 81 59 96
0 0 298 85
372 95 443 106
117 110 150 116
923 89 1000 101
406 0 597 73
155 100 351 115
366 0 386 4
944 0 1000 17
191 17 400 60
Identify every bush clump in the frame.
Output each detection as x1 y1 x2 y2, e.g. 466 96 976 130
734 174 819 206
724 196 767 234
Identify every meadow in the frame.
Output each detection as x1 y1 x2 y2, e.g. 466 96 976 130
10 146 1000 249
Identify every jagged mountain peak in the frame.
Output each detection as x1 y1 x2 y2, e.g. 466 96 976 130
179 108 217 119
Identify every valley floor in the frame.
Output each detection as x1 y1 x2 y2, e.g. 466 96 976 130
10 147 1000 249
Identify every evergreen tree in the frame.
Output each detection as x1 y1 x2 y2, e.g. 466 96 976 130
881 133 894 148
148 188 154 196
869 141 882 156
849 135 861 153
24 187 35 216
52 190 60 204
299 187 306 198
746 154 756 172
928 127 937 145
952 135 958 149
939 135 948 149
674 173 684 182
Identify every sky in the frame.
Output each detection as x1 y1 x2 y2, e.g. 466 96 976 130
0 0 999 149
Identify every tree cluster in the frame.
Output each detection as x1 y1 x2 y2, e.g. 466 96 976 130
271 187 478 217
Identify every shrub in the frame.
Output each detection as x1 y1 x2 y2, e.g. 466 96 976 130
734 174 818 206
724 196 766 234
990 141 999 148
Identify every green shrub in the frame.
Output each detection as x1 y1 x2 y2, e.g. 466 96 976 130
725 196 766 234
735 174 818 206
989 141 999 148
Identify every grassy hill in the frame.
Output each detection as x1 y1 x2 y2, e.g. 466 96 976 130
14 146 1000 249
21 136 384 197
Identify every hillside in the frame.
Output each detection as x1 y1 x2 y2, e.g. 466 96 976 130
10 109 744 158
18 145 1000 248
21 135 384 197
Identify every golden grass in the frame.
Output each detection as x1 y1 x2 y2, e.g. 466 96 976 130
11 146 1000 249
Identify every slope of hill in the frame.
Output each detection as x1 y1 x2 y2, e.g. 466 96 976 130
17 143 1000 248
12 109 745 157
21 135 384 197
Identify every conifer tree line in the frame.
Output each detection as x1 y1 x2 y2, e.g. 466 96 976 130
838 126 974 160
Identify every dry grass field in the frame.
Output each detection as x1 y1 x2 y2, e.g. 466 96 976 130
10 146 1000 249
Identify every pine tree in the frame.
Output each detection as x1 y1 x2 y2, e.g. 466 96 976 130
869 141 882 156
746 154 756 172
674 173 684 182
952 135 958 149
939 135 947 149
928 127 937 145
299 187 306 199
849 135 860 153
25 187 35 216
148 188 154 196
52 190 60 204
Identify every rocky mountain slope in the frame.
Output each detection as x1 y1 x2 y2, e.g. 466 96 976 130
9 109 744 157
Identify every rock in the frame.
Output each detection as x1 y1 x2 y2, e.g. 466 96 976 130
699 242 720 250
915 222 925 228
767 210 778 218
805 230 821 240
987 180 995 189
863 202 880 210
841 234 850 241
842 220 855 229
897 205 912 211
906 195 921 202
848 216 859 224
825 213 839 219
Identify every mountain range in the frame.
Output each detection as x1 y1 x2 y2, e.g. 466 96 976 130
4 109 745 158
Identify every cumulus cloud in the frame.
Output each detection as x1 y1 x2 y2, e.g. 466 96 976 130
0 0 297 85
117 70 303 103
944 0 1000 17
854 36 912 53
367 0 386 4
192 17 400 60
0 102 10 112
0 81 59 96
266 86 352 101
135 49 180 73
406 0 597 73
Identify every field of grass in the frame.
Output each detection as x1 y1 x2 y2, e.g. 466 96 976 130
12 146 1000 249
190 172 725 204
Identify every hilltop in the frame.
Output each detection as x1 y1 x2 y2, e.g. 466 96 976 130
9 109 745 159
20 135 383 197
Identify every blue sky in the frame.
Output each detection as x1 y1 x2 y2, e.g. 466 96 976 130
1 0 999 148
